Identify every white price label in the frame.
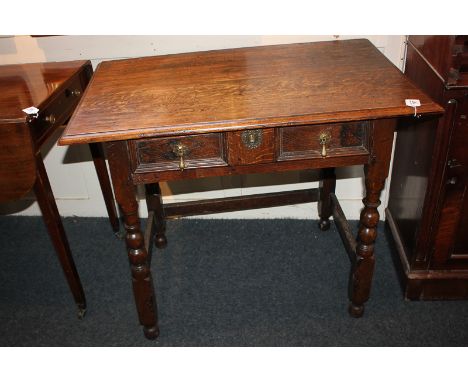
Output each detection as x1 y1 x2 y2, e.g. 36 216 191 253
405 99 421 107
22 106 39 115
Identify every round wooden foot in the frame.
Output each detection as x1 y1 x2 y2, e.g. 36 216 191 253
143 325 160 340
155 234 167 249
348 302 364 318
318 219 331 231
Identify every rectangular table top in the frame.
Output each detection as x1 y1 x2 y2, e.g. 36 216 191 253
59 39 443 145
0 60 89 123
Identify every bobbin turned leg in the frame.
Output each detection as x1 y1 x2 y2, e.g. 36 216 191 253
349 192 381 318
106 141 159 339
318 167 336 231
349 119 395 317
124 213 159 339
145 183 167 249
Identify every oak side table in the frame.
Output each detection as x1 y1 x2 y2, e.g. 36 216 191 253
59 40 443 339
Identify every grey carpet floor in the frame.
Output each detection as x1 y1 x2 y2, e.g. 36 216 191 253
0 216 467 346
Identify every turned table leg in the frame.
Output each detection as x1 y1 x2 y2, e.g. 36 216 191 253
106 141 159 339
33 152 86 318
349 180 382 317
349 119 396 317
145 183 167 249
318 167 336 231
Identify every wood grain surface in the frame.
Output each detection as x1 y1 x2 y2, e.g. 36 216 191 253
277 121 369 161
0 122 36 202
0 60 90 202
0 60 89 122
130 132 227 172
59 39 443 145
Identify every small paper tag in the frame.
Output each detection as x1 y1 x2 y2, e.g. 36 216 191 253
405 99 421 107
22 106 39 115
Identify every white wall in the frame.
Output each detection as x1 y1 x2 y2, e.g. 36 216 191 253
0 35 406 220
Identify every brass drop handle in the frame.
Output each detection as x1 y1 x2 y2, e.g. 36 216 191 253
179 153 186 170
319 132 331 157
170 142 189 171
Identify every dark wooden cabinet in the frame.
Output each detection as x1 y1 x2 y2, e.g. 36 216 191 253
386 35 468 299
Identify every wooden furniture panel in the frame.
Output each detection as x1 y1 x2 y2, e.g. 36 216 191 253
30 74 84 147
60 39 440 145
408 35 468 86
277 121 369 161
0 122 36 203
386 36 468 299
0 61 90 121
431 92 468 269
131 149 372 184
227 128 275 165
130 122 373 185
453 194 468 256
129 132 227 173
59 39 442 339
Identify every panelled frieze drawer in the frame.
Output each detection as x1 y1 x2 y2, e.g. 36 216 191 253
277 121 370 161
129 133 227 173
129 120 371 174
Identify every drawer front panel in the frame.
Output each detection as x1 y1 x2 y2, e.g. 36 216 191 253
277 121 370 161
130 133 227 173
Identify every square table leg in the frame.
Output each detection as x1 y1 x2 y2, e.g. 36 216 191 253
145 183 167 249
89 142 120 233
33 152 87 318
318 167 336 231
